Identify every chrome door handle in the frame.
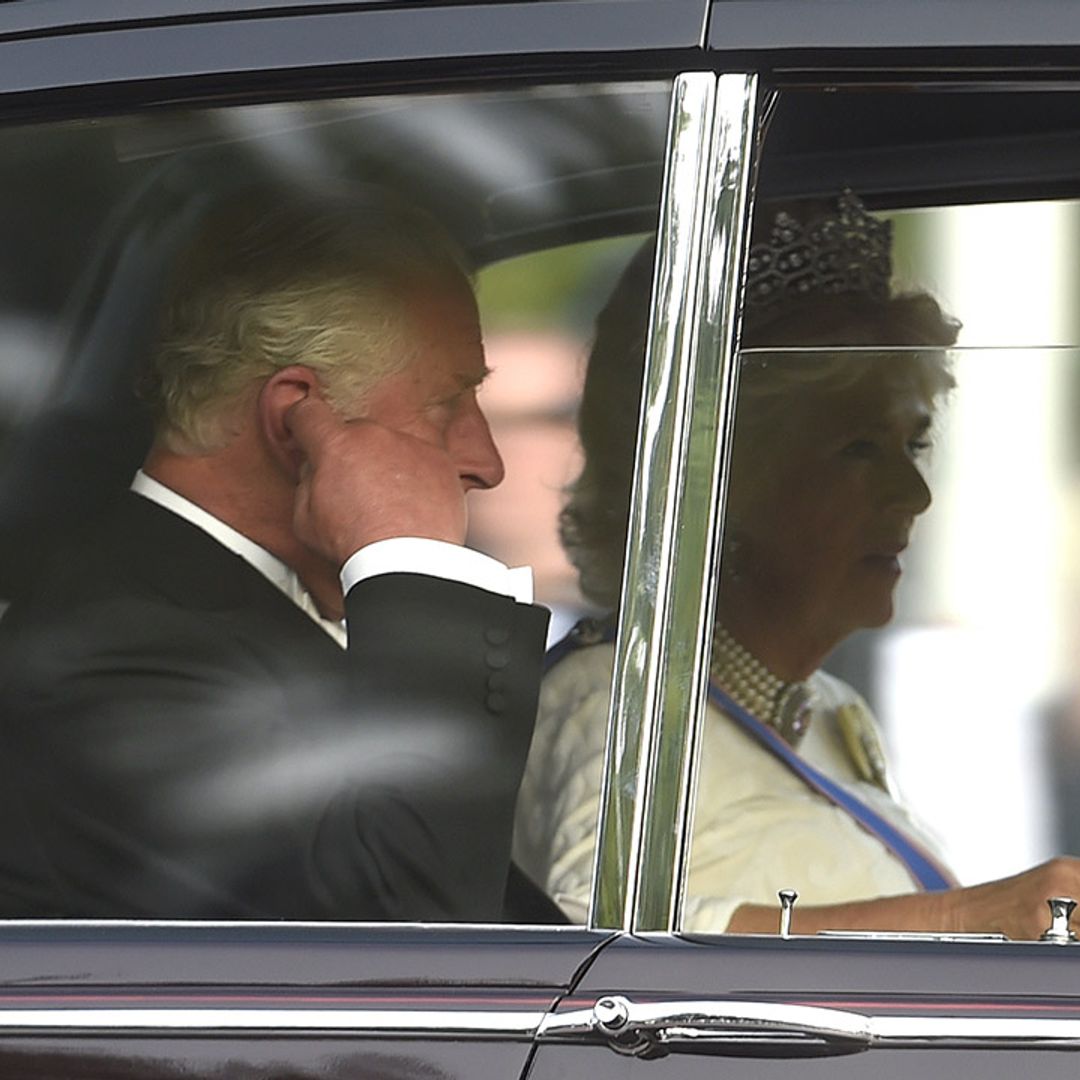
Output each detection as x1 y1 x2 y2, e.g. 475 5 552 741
539 995 1080 1058
537 995 871 1058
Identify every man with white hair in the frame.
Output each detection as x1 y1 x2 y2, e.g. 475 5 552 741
0 190 552 922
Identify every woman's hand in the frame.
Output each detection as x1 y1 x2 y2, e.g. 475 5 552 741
727 857 1080 939
940 857 1080 940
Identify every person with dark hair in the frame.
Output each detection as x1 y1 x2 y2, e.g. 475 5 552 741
0 189 554 922
516 193 1080 937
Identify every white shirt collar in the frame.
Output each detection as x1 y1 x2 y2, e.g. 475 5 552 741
130 469 347 648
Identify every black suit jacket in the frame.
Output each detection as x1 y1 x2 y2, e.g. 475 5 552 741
0 494 554 922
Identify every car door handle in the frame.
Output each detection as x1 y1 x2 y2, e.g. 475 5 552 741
538 995 1080 1059
537 995 871 1058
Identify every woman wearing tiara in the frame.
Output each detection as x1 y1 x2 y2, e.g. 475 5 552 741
515 193 1080 937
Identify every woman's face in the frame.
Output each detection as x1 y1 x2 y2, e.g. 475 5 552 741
726 359 935 656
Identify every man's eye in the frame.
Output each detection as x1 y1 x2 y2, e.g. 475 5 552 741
841 439 877 459
908 437 932 458
427 396 459 416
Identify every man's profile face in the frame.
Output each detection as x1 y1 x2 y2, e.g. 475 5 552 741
354 274 504 495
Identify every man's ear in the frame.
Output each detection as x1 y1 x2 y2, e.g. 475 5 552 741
258 364 320 478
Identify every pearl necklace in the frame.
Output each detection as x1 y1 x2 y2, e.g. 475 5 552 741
710 624 813 747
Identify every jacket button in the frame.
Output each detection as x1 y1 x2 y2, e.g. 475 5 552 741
486 692 507 713
485 649 510 670
485 627 510 646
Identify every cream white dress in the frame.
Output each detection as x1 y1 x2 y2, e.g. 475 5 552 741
513 641 950 929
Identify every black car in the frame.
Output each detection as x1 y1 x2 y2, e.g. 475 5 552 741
1 1 1080 1077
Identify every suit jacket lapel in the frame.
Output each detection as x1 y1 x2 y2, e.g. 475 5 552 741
102 493 345 668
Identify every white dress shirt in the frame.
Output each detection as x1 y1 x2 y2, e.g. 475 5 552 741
131 470 532 649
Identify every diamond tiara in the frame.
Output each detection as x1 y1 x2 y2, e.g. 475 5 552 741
744 191 892 309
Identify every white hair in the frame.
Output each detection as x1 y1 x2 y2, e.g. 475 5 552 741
145 191 470 453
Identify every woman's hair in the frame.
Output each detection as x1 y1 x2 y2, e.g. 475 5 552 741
563 198 960 610
144 189 469 453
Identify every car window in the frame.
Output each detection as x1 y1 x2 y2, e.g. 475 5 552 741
0 80 670 924
469 236 645 645
677 83 1080 939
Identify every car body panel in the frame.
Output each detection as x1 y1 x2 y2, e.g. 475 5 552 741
708 0 1080 53
0 0 708 102
0 922 611 986
0 0 708 42
0 924 611 1078
578 931 1080 998
528 934 1080 1078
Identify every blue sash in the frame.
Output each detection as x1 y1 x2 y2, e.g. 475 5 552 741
708 683 955 892
545 620 955 893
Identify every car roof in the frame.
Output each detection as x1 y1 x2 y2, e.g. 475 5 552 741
0 0 708 48
6 0 1080 71
6 0 1080 53
709 0 1080 52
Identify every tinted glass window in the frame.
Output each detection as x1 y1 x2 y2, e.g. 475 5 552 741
0 81 669 922
678 86 1080 939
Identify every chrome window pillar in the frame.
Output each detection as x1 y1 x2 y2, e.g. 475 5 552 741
590 71 758 932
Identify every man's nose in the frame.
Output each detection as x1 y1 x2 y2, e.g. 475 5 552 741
451 395 505 491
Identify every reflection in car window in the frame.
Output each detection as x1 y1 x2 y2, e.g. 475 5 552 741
733 201 1080 937
687 334 1080 940
469 238 643 647
0 82 668 923
518 166 1080 938
680 86 1080 938
518 196 954 927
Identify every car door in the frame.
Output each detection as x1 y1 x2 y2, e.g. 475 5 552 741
0 2 704 1077
0 923 610 1079
6 3 1080 1078
525 5 1080 1078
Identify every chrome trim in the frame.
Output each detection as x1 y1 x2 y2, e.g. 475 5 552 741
5 998 1080 1050
0 918 593 931
0 1007 545 1038
817 930 1008 942
539 996 869 1056
1041 896 1079 942
589 71 758 932
538 996 1080 1056
871 1016 1080 1049
590 71 717 932
778 888 797 938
